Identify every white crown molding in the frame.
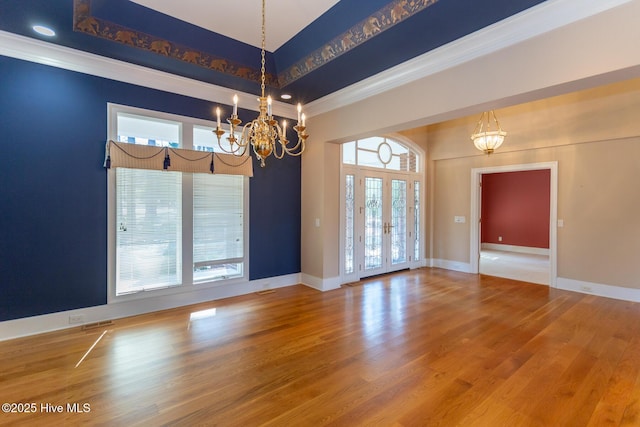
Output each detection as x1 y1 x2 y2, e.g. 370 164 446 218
0 30 298 120
0 0 630 119
305 0 632 116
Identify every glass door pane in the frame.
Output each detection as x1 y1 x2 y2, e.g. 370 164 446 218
344 174 355 275
414 181 420 262
391 179 407 265
364 177 383 271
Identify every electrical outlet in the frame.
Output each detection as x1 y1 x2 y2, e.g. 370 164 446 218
69 314 85 324
580 285 593 293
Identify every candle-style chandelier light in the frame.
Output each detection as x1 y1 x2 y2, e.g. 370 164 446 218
214 0 308 167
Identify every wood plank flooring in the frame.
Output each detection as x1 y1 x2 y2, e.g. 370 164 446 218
2 268 640 426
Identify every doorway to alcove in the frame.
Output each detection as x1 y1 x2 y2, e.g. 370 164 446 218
470 162 558 287
480 169 550 284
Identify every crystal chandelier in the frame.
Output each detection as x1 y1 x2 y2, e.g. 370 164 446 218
470 110 507 155
214 0 308 167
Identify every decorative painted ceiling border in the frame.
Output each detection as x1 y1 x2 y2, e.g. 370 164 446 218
72 0 277 87
278 0 439 88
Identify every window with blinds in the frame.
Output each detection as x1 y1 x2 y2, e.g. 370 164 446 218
108 104 248 299
193 174 244 282
116 168 182 294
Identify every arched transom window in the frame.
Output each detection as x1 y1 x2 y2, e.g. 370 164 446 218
342 137 419 172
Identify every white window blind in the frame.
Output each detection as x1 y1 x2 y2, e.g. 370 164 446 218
193 173 244 282
116 168 182 295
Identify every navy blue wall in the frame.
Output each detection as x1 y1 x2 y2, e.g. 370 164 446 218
0 56 301 321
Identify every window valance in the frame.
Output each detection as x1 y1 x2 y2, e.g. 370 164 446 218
103 140 253 177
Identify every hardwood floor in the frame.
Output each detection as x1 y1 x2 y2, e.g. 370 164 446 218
2 268 640 426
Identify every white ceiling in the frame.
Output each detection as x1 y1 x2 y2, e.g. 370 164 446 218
130 0 341 51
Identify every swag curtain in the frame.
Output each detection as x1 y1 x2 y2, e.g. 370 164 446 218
104 140 254 177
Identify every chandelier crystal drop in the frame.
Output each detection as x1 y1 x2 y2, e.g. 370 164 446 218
470 110 507 155
214 0 308 167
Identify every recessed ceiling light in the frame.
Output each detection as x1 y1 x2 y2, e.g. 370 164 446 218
280 94 292 100
33 25 55 37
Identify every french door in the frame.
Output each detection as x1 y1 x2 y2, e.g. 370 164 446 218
343 168 418 281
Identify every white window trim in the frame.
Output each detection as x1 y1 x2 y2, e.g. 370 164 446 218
106 103 250 304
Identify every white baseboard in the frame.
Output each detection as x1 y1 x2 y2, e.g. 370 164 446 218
0 273 301 342
428 261 640 303
413 258 428 269
300 273 342 292
431 259 473 273
7 272 638 341
556 277 640 302
481 243 549 256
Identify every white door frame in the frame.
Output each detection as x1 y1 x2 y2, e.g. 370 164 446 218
339 134 426 284
340 168 417 282
470 162 558 287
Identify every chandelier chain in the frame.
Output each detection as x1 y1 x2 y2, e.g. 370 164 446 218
260 0 266 98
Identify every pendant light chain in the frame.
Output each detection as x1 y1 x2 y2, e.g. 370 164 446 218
260 0 266 98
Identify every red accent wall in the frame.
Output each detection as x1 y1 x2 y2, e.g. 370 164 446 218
481 169 550 248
